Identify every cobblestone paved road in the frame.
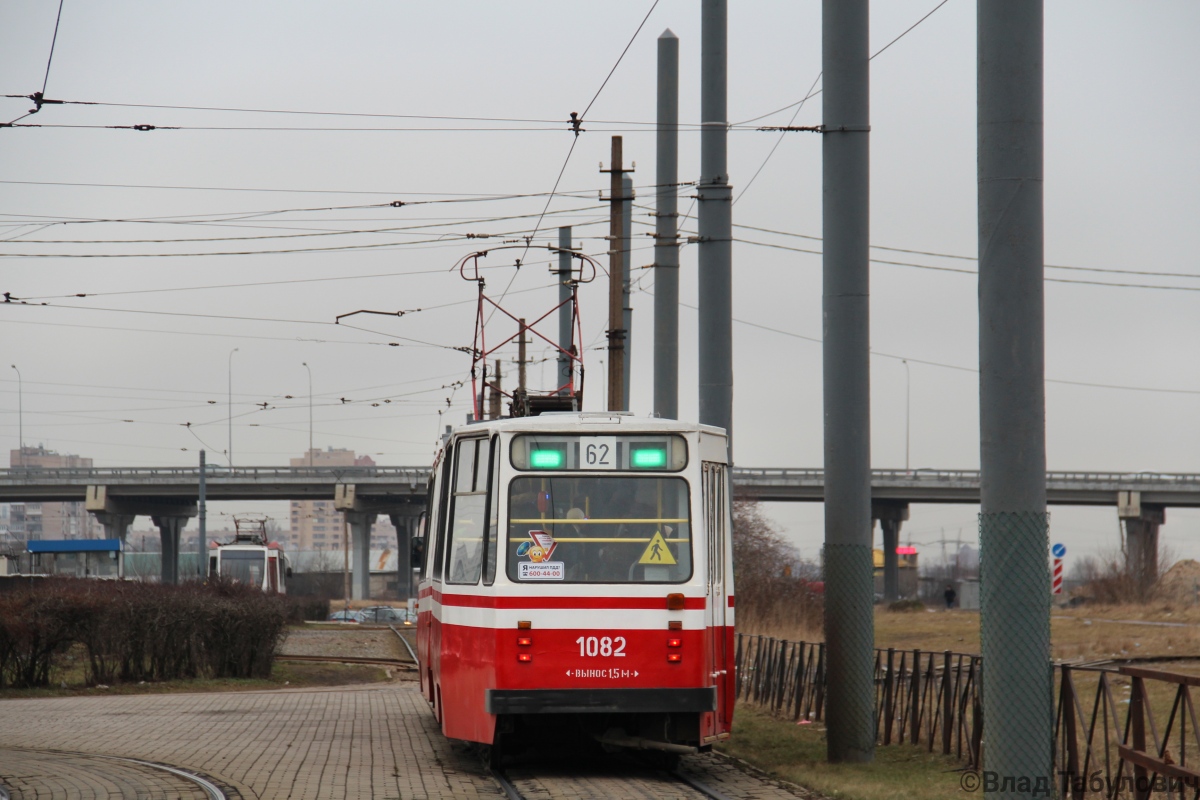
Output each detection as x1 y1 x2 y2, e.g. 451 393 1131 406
0 683 501 800
0 682 810 800
0 749 216 800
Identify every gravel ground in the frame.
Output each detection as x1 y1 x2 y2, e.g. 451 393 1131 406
280 626 408 660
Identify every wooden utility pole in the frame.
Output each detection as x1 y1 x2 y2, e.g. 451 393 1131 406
602 136 632 411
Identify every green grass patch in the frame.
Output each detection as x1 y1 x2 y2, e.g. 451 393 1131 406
717 705 967 800
0 660 389 701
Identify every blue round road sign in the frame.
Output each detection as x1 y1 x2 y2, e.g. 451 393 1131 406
1051 543 1066 558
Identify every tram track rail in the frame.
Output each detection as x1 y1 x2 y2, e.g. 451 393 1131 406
489 762 737 800
275 653 417 671
0 748 230 800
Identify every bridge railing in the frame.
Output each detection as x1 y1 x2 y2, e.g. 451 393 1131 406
732 468 1200 486
0 466 429 482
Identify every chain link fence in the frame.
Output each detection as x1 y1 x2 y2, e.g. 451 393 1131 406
980 511 1053 797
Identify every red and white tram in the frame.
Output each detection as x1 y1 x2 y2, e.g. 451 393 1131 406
208 516 290 593
415 413 735 757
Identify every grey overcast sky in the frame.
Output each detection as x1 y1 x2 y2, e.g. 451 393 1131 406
2 1 1198 566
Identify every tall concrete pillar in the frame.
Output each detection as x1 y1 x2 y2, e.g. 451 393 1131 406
873 502 910 602
1119 493 1164 600
152 515 189 585
347 510 376 601
822 0 874 764
978 0 1050 790
390 512 416 600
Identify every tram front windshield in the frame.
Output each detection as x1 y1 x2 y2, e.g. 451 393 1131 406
220 550 266 586
506 476 691 583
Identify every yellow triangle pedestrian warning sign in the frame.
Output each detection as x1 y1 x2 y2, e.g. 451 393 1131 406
638 531 676 565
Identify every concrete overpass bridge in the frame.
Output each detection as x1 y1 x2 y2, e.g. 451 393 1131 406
3 465 1196 599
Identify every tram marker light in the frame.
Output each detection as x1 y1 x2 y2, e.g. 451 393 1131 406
667 653 682 663
517 637 533 647
667 593 686 610
668 620 683 630
631 447 668 469
517 620 532 629
667 638 682 648
529 448 565 469
517 653 533 662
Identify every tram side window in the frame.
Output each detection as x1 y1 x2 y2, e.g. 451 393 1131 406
430 446 454 581
484 436 501 585
446 438 490 585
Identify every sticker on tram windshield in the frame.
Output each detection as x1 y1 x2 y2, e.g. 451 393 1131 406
522 530 558 562
519 561 565 580
518 530 564 579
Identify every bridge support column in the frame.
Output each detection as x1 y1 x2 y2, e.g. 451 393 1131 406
872 502 910 602
346 510 376 601
152 515 190 585
1119 492 1165 600
389 513 418 600
90 511 135 543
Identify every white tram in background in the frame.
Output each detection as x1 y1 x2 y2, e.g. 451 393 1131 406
415 413 736 758
208 516 290 593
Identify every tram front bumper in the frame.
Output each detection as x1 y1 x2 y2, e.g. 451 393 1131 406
485 687 716 715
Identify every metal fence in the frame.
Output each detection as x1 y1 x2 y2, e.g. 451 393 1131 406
734 634 984 765
735 633 1200 798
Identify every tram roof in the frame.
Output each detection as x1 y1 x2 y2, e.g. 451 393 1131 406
449 412 726 438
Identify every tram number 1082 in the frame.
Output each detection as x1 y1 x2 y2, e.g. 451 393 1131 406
576 635 627 657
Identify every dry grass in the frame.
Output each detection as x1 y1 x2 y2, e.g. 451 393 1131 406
736 603 1200 662
718 704 966 800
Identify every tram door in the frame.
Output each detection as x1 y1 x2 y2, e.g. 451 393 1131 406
703 462 730 728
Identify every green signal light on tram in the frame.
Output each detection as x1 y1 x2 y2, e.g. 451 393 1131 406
631 447 668 469
529 448 565 469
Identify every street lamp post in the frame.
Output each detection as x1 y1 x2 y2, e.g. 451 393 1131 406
228 348 239 468
10 365 22 467
902 360 911 472
302 362 313 466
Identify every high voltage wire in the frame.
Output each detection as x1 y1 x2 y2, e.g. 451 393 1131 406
673 302 1200 396
630 210 1200 290
731 237 1200 293
2 204 607 247
0 96 709 128
0 177 693 199
733 0 955 202
504 0 659 308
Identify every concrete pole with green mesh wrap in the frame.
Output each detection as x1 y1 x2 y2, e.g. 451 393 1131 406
978 1 1053 796
821 0 875 764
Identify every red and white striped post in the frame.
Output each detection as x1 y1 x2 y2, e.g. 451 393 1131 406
1051 543 1066 595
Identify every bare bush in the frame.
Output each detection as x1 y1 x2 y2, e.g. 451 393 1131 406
732 499 822 638
1073 544 1175 605
0 578 289 688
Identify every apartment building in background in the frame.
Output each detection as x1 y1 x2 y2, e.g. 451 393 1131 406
289 448 399 551
6 446 101 540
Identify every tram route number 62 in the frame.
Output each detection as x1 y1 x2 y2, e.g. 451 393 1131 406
583 437 616 469
576 635 626 657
